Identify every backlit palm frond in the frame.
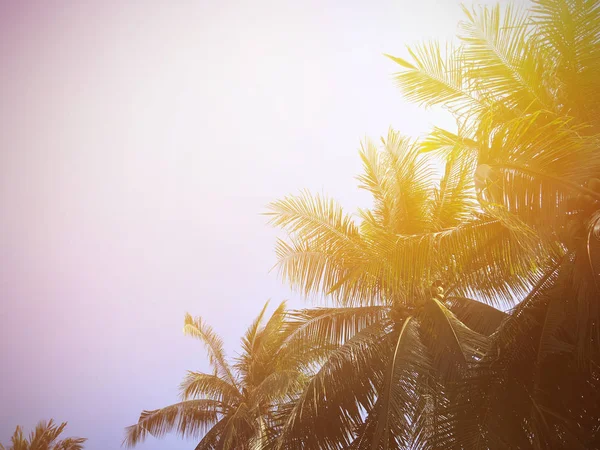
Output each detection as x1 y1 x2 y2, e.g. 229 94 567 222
478 113 600 231
357 139 392 229
532 0 600 125
123 400 221 447
459 4 553 114
385 41 485 121
184 313 237 387
420 126 477 157
430 148 478 230
273 235 381 306
377 130 435 234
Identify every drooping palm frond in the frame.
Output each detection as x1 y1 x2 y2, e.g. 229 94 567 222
283 306 389 348
273 321 392 450
367 317 431 450
123 400 222 447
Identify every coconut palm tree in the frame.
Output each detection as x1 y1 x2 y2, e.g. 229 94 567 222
0 420 86 450
266 130 549 449
124 301 320 450
386 1 600 448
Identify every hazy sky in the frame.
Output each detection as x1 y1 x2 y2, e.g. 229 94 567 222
1 0 519 449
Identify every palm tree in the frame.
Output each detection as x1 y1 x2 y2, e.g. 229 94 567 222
0 420 86 450
124 301 320 450
386 1 600 448
266 130 548 449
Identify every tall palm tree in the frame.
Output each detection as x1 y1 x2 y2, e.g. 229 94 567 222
386 1 600 448
266 130 548 449
0 420 86 450
124 302 319 450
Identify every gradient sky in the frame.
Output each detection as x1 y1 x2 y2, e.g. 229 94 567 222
0 0 521 449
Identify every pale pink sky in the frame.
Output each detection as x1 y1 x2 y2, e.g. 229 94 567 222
0 0 520 449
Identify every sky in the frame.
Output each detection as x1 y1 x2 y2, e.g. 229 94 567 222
0 0 520 449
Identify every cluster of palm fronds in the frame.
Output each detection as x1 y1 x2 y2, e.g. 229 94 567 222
0 420 86 450
124 1 600 449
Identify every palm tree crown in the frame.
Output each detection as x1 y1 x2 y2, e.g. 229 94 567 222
124 301 319 450
0 420 86 450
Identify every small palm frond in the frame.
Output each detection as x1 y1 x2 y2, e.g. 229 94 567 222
51 437 87 450
29 420 67 448
9 427 27 450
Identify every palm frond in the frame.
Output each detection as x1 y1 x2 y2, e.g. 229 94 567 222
274 321 391 450
386 42 485 119
179 371 241 405
369 317 430 450
123 400 221 447
184 313 237 387
459 4 553 113
194 419 228 450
